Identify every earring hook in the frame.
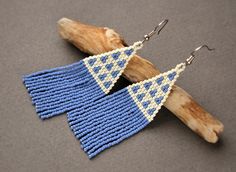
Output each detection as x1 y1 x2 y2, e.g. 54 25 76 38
185 45 215 65
141 19 169 44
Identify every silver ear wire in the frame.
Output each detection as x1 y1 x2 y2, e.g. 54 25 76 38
141 19 169 44
185 45 215 65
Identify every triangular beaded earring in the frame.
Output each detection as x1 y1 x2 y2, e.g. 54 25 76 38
67 45 214 159
23 20 168 119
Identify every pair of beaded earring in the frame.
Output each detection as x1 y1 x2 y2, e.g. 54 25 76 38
67 47 214 158
23 19 214 159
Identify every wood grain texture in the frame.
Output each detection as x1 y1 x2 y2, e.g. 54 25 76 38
57 17 223 143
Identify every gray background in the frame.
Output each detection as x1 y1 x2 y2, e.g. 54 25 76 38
0 0 236 171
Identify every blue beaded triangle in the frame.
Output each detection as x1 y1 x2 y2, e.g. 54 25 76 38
128 63 186 121
84 42 143 94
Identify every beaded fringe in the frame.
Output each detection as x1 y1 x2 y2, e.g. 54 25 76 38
23 61 104 119
23 42 143 119
67 63 186 158
67 89 149 159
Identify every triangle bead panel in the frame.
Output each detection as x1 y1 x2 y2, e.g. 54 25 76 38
84 42 143 94
127 63 186 122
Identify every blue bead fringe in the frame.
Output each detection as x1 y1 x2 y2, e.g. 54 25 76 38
67 89 149 159
23 61 105 119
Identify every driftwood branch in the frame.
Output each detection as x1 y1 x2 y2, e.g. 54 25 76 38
57 18 223 143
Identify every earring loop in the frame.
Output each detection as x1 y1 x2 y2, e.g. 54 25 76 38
185 45 215 65
141 19 169 44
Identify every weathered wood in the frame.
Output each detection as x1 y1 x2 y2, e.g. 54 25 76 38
57 17 223 143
